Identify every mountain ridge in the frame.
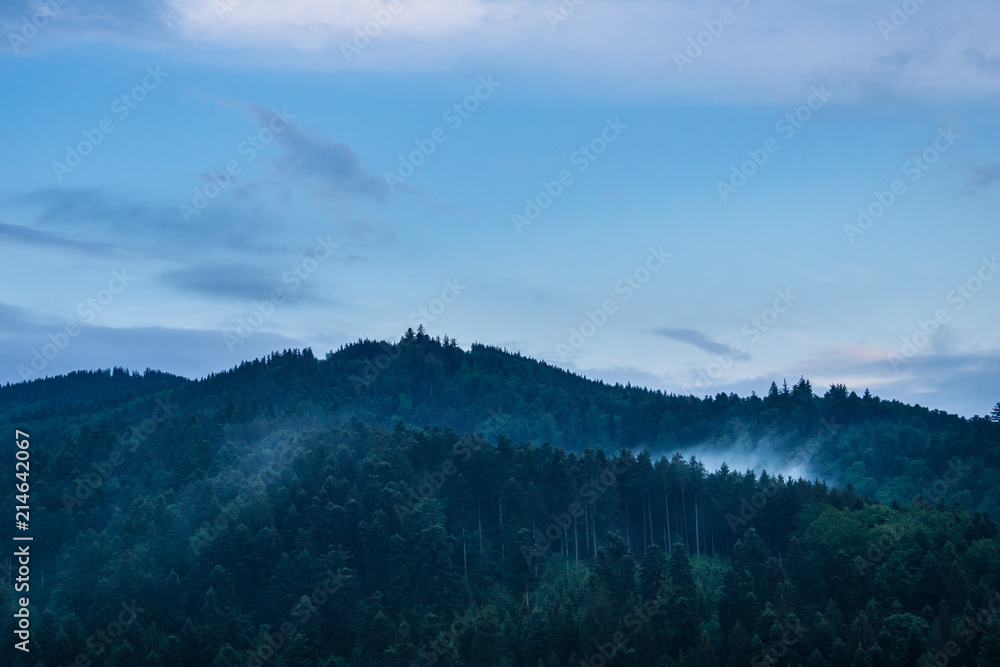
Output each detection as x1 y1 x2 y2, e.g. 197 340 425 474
2 331 1000 666
3 331 997 515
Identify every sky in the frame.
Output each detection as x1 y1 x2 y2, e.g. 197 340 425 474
0 0 998 417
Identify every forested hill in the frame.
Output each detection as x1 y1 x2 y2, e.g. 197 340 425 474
0 368 187 419
2 330 1000 665
4 329 997 515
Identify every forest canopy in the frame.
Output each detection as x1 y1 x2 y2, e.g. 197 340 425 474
2 332 998 666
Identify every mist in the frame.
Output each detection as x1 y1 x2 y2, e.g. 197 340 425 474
651 434 835 485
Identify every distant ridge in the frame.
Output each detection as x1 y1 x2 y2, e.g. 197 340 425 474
2 330 996 516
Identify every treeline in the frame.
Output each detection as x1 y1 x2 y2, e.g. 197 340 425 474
170 332 1000 516
3 414 1000 666
0 368 186 419
2 332 999 517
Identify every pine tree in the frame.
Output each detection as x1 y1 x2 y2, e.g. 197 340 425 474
767 381 780 401
667 540 700 649
719 566 757 637
635 545 671 664
640 544 668 601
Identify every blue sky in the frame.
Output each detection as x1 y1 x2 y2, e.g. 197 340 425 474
1 0 998 417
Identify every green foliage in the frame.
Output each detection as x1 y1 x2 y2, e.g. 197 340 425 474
1 338 999 665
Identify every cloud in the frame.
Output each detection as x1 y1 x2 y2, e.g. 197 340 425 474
160 264 288 300
160 0 1000 102
0 0 179 51
786 346 1000 418
338 216 397 245
158 262 337 305
0 307 308 383
964 164 1000 195
14 187 151 229
0 303 50 337
277 122 390 201
0 221 118 257
629 337 1000 418
894 352 1000 414
9 187 276 260
7 181 392 306
6 1 1000 103
225 101 389 202
8 186 375 261
655 327 733 356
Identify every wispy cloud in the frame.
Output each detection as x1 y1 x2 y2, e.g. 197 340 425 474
792 346 1000 418
5 1 1000 103
0 221 118 257
0 0 178 48
644 344 1000 419
160 264 290 300
0 302 50 335
159 262 338 305
8 185 386 260
209 99 391 202
272 121 390 202
10 187 278 259
0 310 306 381
964 163 1000 196
655 327 732 356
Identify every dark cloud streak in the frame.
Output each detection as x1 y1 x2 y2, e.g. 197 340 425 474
963 163 1000 196
228 101 390 202
0 221 118 256
655 327 733 356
